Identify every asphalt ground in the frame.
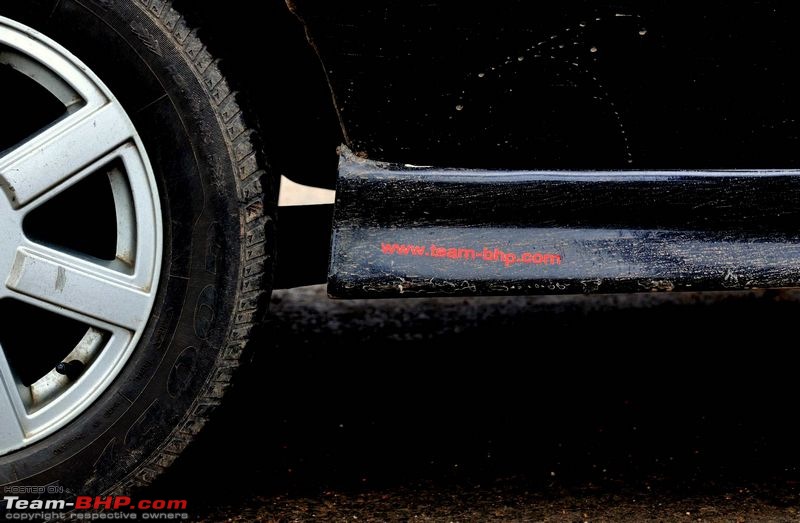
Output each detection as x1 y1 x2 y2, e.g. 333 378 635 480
149 285 800 522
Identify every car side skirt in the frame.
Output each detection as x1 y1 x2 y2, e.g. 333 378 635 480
328 148 800 298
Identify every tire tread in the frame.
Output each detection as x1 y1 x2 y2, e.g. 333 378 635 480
117 0 273 492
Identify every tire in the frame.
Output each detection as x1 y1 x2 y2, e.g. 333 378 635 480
0 0 273 496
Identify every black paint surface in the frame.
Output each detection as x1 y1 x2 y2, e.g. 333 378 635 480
293 1 800 170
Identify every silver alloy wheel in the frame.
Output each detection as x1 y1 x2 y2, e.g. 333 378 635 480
0 17 162 455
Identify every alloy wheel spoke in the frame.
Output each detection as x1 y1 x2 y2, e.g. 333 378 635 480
0 344 27 451
0 103 134 209
6 246 152 331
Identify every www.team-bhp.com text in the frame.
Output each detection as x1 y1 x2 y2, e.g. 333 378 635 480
381 243 562 267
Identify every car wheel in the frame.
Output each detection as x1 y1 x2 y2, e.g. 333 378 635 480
0 0 273 495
